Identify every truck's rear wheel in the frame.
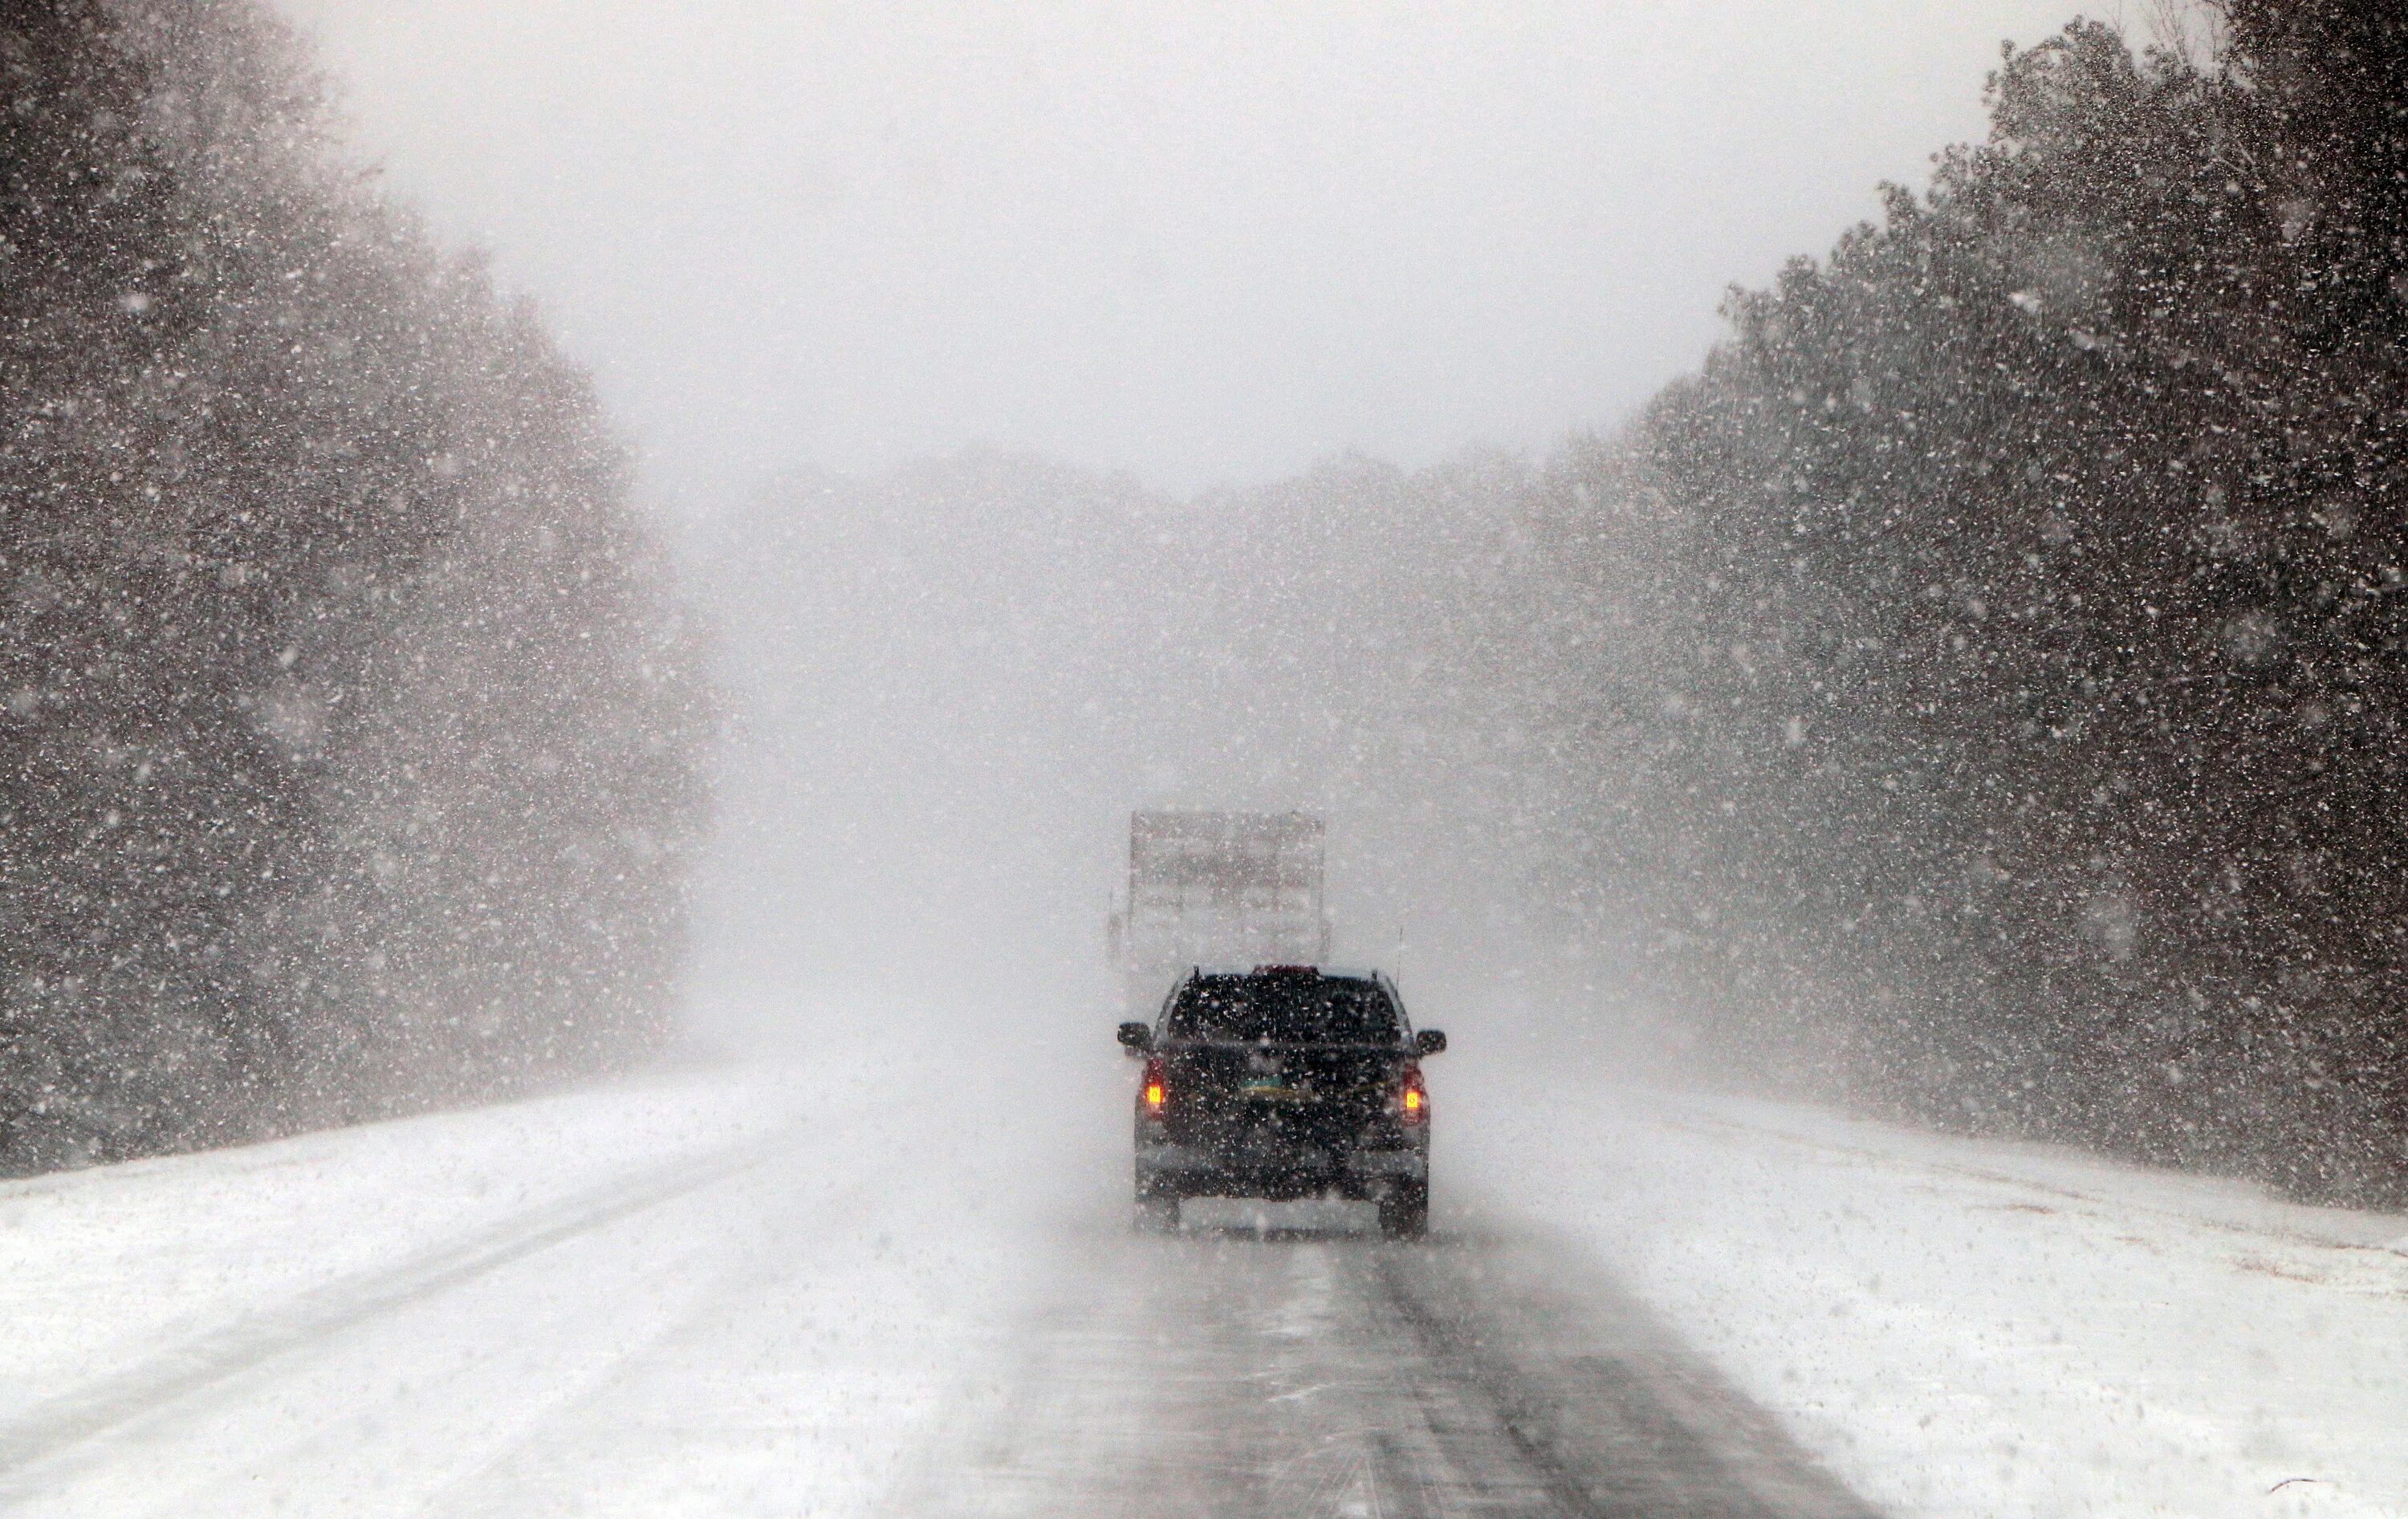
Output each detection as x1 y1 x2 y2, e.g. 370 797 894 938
1377 1182 1427 1240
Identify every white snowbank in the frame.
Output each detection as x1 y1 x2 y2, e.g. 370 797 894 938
1454 1069 2408 1518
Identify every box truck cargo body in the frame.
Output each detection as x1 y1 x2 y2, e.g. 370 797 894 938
1112 810 1328 1014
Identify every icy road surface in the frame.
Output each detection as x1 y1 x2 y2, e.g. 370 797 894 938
0 1038 2401 1517
885 1214 1868 1517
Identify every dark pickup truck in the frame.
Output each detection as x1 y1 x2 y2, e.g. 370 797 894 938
1117 965 1445 1237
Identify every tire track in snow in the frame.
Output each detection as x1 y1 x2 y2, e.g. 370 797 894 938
1372 1230 1879 1518
886 1212 1878 1517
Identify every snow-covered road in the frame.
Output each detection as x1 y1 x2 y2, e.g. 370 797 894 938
2 1038 2401 1517
0 1048 1861 1517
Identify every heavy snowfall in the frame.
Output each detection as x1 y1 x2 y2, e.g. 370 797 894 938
2 1 2406 1514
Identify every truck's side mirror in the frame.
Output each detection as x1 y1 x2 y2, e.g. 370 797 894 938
1117 1021 1153 1055
1414 1029 1447 1057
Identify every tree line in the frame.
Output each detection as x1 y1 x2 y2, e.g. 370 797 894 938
0 0 706 1171
1540 3 2408 1199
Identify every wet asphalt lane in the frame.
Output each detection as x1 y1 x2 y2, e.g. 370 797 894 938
895 1206 1878 1519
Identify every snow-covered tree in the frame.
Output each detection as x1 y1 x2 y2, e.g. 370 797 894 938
0 0 706 1168
1548 14 2408 1198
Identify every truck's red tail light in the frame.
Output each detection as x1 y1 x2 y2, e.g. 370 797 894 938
1141 1056 1167 1114
1398 1064 1427 1125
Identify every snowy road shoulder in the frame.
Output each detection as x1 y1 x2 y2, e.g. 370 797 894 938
1453 1068 2408 1518
0 1042 1111 1517
0 1068 816 1480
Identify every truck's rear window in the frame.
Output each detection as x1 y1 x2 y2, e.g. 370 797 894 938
1166 976 1401 1044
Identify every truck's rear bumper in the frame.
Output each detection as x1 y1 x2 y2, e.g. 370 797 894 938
1136 1140 1427 1198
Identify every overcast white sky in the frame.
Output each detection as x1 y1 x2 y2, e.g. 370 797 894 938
272 1 2096 510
